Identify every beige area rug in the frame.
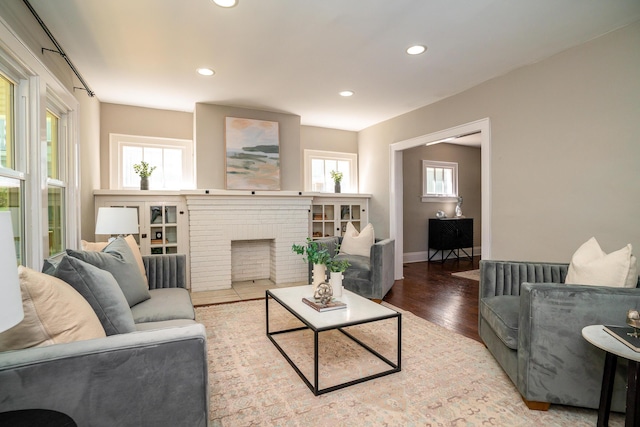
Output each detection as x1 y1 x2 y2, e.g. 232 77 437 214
196 300 623 426
451 268 481 281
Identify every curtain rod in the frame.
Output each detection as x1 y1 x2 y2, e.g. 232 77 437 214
22 0 95 97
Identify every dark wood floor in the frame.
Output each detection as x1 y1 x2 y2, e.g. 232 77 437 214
383 256 481 342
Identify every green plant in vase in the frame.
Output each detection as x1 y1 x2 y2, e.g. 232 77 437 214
327 250 350 298
330 170 343 193
292 238 331 290
133 161 156 190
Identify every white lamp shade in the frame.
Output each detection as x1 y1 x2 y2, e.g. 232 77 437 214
0 211 24 332
95 207 139 236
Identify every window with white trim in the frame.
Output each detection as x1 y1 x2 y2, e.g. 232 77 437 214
422 160 458 202
110 134 195 190
46 109 66 256
304 150 358 193
0 70 25 264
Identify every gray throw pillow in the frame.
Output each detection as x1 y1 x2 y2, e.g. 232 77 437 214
53 256 136 335
67 237 151 307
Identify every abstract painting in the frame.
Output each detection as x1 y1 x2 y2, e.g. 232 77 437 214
225 117 280 190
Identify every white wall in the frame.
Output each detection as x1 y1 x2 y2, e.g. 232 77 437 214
359 21 640 263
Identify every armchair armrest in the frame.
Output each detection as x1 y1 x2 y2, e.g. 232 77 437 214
371 238 395 298
143 253 187 289
0 324 208 426
517 282 640 408
479 260 569 299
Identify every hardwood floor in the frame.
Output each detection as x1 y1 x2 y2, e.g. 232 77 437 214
383 256 481 342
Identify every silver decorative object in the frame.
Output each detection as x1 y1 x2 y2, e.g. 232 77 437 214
455 196 464 218
627 309 640 338
314 282 333 306
436 210 447 219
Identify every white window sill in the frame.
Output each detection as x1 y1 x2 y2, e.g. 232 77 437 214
421 196 459 203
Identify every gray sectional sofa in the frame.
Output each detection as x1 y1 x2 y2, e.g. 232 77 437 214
0 252 208 427
479 259 640 411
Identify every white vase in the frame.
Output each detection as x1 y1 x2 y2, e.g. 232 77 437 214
312 263 326 292
330 271 343 297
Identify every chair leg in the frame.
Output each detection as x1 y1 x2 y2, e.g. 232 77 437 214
371 299 382 304
522 398 550 411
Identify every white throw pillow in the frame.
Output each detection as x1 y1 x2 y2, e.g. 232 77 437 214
565 237 636 288
339 222 375 257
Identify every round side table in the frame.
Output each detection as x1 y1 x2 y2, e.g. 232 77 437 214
582 325 640 427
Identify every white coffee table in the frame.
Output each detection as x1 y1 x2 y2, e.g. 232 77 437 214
266 286 401 395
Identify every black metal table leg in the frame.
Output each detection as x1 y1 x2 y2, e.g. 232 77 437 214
598 352 617 427
627 360 640 427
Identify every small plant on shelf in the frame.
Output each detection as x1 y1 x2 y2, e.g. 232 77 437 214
330 170 343 184
133 161 156 178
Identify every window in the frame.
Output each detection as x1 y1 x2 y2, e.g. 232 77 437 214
422 160 458 202
0 72 24 264
46 109 65 256
304 150 358 193
110 134 195 190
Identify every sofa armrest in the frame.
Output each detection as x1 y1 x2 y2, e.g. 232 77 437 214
371 238 395 299
0 324 208 427
517 282 640 408
479 260 569 299
143 253 187 289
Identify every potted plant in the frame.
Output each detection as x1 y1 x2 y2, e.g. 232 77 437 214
133 161 156 190
292 238 331 291
330 170 343 193
327 258 350 297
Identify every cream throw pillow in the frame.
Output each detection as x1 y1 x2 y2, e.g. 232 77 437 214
339 222 375 257
0 266 106 351
82 235 147 281
565 237 637 288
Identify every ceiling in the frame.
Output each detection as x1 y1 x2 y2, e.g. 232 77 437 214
28 0 640 132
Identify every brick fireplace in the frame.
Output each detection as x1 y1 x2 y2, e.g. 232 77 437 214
186 195 312 292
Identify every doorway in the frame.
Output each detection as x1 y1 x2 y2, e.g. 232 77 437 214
389 118 491 280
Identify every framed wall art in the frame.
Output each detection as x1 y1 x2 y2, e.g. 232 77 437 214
225 117 280 190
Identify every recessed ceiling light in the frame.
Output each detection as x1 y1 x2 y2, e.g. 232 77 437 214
339 90 354 97
406 45 426 55
213 0 237 7
197 68 215 76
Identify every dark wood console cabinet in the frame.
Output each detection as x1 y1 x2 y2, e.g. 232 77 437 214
428 218 473 262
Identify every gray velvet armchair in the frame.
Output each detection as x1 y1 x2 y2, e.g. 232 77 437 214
311 236 395 300
479 259 640 411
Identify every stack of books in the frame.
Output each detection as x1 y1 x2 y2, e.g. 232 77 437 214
302 297 346 312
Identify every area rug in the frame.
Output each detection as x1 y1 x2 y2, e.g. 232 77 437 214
196 300 623 426
451 268 481 281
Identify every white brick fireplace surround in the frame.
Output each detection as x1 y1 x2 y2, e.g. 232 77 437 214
186 195 312 292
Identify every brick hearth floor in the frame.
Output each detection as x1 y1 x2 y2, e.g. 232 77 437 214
190 280 306 306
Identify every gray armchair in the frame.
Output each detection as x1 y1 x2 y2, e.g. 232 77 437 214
479 259 640 411
311 236 395 300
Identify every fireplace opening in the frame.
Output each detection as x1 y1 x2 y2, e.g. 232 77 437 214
231 239 274 284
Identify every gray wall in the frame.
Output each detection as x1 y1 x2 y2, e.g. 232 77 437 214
99 103 194 189
360 21 640 263
194 103 301 190
403 143 481 253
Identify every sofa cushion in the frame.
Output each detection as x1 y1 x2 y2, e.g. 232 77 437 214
339 222 374 257
0 266 106 351
53 256 136 335
565 237 637 288
335 253 371 281
135 319 197 331
67 237 151 307
131 288 195 323
81 235 147 283
480 295 520 350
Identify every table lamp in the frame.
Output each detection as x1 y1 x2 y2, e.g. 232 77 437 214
0 211 24 333
95 207 139 241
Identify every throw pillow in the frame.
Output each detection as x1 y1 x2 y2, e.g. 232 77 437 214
53 256 137 335
67 237 151 307
81 235 147 281
0 266 106 351
565 237 636 288
339 222 375 258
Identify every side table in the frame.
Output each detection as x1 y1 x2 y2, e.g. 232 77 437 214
582 325 640 427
